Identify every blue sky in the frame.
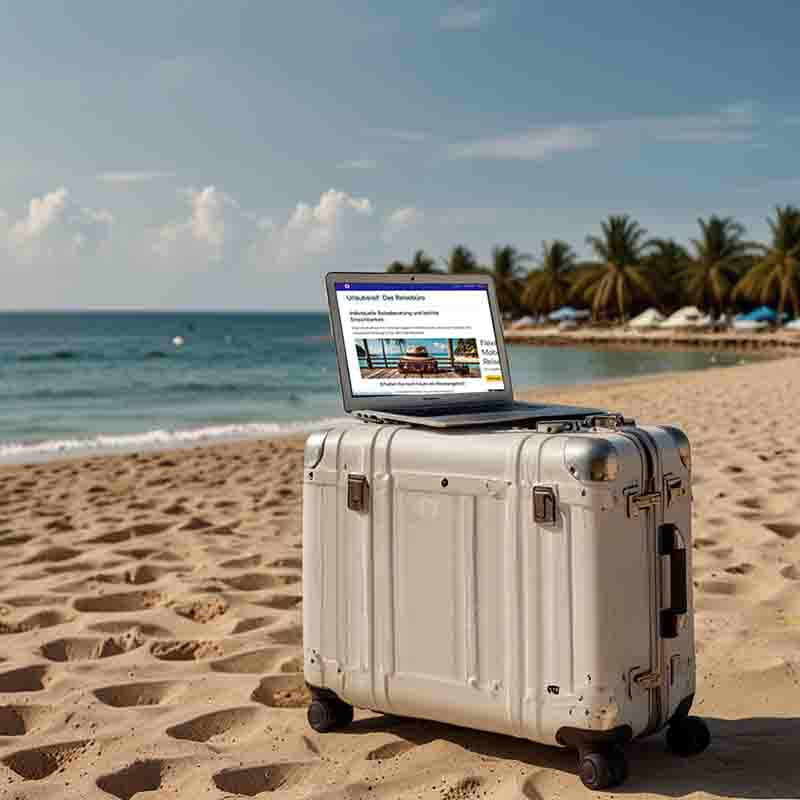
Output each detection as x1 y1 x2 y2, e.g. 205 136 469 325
1 0 799 309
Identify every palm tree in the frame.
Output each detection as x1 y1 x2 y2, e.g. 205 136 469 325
682 216 755 317
571 215 658 320
734 205 800 319
646 238 690 310
521 240 576 314
385 250 439 274
490 245 531 314
443 245 482 274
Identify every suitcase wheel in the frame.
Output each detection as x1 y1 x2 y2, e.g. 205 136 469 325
666 716 711 757
307 695 354 733
578 747 628 790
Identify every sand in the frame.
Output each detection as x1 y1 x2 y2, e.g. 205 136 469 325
0 356 798 798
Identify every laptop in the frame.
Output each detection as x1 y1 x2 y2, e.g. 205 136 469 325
326 272 604 428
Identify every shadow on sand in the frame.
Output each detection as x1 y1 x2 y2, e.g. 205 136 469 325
346 714 800 797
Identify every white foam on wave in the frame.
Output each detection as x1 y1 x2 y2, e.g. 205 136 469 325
0 417 352 464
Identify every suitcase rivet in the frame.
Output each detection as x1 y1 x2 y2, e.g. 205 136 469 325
441 478 449 487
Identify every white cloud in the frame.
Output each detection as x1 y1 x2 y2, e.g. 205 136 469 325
337 159 378 170
383 206 423 241
154 186 237 262
6 187 113 252
0 187 114 283
450 125 601 161
449 104 759 161
97 171 172 185
10 187 70 243
273 188 373 266
440 7 493 29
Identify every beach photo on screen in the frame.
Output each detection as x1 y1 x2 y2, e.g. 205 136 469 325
355 337 481 380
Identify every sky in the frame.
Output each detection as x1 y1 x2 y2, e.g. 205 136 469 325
1 0 799 310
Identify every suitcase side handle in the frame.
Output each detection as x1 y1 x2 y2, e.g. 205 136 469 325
659 524 688 638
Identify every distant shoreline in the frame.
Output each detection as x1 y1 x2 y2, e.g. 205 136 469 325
504 327 800 352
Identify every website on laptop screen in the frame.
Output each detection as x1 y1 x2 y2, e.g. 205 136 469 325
334 281 506 396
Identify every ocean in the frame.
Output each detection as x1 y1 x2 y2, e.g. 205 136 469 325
0 312 749 462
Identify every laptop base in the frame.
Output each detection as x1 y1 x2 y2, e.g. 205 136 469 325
352 402 605 429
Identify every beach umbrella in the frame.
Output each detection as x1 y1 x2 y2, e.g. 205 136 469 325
629 308 665 329
660 306 709 328
548 306 590 322
741 306 779 323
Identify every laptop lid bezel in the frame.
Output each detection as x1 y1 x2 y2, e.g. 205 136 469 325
325 271 514 413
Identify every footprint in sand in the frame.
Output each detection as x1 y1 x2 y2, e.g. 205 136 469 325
73 590 164 613
93 680 186 708
22 546 82 565
268 556 302 570
0 610 74 635
96 758 187 800
166 706 262 743
251 675 310 708
724 562 755 575
764 522 800 540
210 647 284 674
0 665 51 692
179 517 213 531
2 740 96 781
223 573 298 591
212 762 316 796
3 594 71 608
0 534 34 548
780 563 800 581
0 705 53 736
220 554 262 570
40 631 145 662
268 623 303 646
150 640 222 661
257 593 302 611
231 615 277 635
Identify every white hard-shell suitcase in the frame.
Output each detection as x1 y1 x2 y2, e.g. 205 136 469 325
302 415 710 789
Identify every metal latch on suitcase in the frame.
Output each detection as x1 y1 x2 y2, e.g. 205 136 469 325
664 475 687 507
633 670 663 690
347 474 369 512
533 486 557 524
625 487 661 518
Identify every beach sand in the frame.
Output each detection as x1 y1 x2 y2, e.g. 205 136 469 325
0 356 798 798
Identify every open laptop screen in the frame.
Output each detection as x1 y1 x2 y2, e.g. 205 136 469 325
333 280 505 396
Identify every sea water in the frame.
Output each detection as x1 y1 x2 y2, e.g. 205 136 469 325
0 312 748 461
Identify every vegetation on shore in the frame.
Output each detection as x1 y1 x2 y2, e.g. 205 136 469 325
386 207 800 320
